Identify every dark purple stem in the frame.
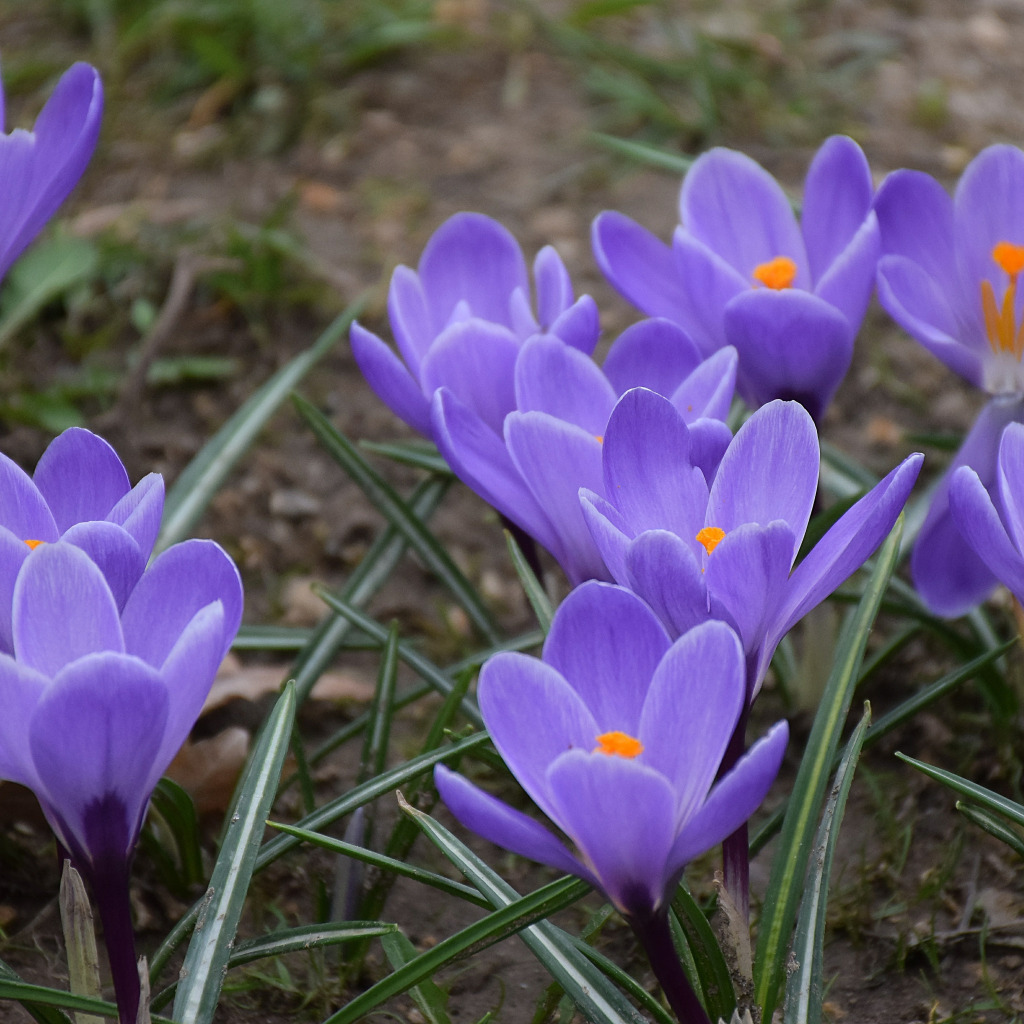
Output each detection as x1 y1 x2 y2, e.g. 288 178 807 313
90 858 140 1024
719 702 751 921
629 909 712 1024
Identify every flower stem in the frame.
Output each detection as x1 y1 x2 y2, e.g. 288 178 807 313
90 858 140 1024
720 706 751 921
629 909 711 1024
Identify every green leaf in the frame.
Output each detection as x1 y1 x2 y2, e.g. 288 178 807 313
956 802 1024 860
381 930 453 1024
401 798 649 1024
360 438 452 475
172 683 296 1024
670 885 735 1022
784 703 871 1024
754 517 902 1021
505 530 553 633
0 235 98 350
292 393 500 643
157 298 363 551
0 958 71 1024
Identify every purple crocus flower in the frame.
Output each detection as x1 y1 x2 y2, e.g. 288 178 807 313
593 136 878 422
431 319 737 583
436 582 786 1021
350 212 599 437
0 428 164 653
581 391 922 699
0 540 242 1024
949 420 1024 604
0 61 103 280
875 145 1024 615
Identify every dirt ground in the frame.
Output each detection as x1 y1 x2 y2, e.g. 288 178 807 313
3 1 1024 1022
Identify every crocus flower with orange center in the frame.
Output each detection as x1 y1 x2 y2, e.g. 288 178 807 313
592 136 879 422
875 145 1024 615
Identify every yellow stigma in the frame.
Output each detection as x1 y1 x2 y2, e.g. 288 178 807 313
23 539 44 550
752 255 797 290
594 731 644 758
594 434 604 444
696 526 725 556
982 241 1024 358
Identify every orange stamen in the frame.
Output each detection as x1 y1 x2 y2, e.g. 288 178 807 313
752 256 797 290
23 540 44 550
593 731 644 758
696 526 725 556
982 242 1024 358
993 241 1024 277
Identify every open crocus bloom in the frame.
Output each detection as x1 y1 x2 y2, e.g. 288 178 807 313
581 392 922 698
875 146 1024 615
0 428 164 653
949 420 1024 604
350 212 599 437
593 136 878 422
436 582 787 918
0 540 242 1023
0 61 103 281
431 320 737 584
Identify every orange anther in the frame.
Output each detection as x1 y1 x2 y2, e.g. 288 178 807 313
752 256 797 290
593 731 644 758
696 526 726 556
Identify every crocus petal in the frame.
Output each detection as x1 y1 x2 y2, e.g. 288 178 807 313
29 653 168 861
801 136 874 283
0 654 48 786
432 390 565 561
686 418 733 482
479 651 600 821
121 539 242 666
418 212 528 328
386 264 433 373
876 256 983 386
813 212 879 332
705 521 796 671
420 320 520 434
153 602 228 771
546 751 678 915
709 400 818 556
33 428 130 532
601 318 705 398
601 388 708 538
669 346 738 425
349 322 433 437
0 63 103 279
61 521 146 612
107 473 164 560
542 581 670 733
591 211 695 325
771 454 924 658
996 422 1024 552
911 397 1024 616
722 289 854 420
0 530 29 653
0 453 58 543
680 148 808 285
954 146 1024 310
671 232 745 356
623 531 708 638
547 294 600 354
505 413 608 584
668 720 788 870
639 621 745 816
579 490 632 584
13 543 123 676
514 336 617 435
533 245 573 329
434 765 591 883
949 463 1024 601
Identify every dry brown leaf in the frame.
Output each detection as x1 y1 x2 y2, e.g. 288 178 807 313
166 726 251 815
203 662 374 713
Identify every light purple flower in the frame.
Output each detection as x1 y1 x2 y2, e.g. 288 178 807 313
0 61 103 281
435 581 787 918
949 419 1024 605
432 320 737 583
350 212 599 437
593 136 878 422
0 539 242 1023
875 146 1024 615
581 392 922 697
0 428 164 653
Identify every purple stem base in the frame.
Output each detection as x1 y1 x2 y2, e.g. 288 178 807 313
630 909 712 1024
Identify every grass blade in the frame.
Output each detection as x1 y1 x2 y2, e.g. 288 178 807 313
381 930 453 1024
504 530 553 633
784 703 871 1024
172 683 296 1024
754 517 902 1021
670 885 735 1022
0 959 71 1024
956 802 1024 860
292 392 500 643
157 300 362 551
